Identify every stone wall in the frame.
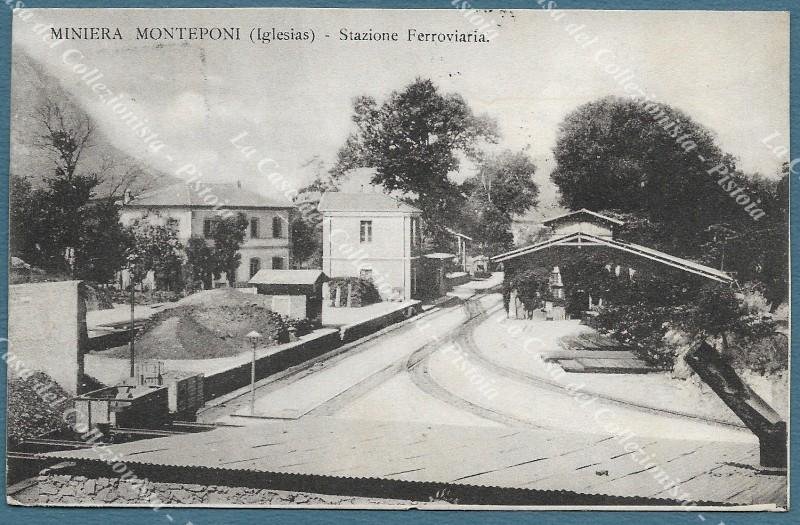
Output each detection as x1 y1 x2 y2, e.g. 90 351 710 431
36 474 411 506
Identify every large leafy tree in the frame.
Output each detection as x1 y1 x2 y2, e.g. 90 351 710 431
290 156 334 268
185 236 215 290
74 199 130 283
332 78 498 247
125 216 184 290
210 213 249 286
462 150 539 254
291 212 321 268
550 96 751 251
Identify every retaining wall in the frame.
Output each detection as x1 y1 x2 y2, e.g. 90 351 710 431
339 301 421 343
202 301 422 400
202 329 341 401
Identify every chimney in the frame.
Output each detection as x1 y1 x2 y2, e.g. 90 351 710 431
123 189 132 205
237 180 242 189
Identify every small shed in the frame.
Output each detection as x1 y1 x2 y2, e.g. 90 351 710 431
248 269 328 321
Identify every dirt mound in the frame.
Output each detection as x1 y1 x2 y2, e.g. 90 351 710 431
175 288 270 309
106 292 290 360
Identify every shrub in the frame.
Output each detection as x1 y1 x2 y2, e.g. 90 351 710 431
284 316 320 337
328 277 382 307
109 288 182 305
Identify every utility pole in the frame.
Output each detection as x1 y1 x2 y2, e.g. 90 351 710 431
247 331 262 415
129 280 135 379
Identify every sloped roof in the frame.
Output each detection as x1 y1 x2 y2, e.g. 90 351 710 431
317 192 421 214
249 269 328 286
126 183 292 209
40 416 783 506
542 208 625 226
491 231 734 283
424 252 457 260
445 227 473 240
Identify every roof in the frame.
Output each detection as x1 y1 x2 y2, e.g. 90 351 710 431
41 416 784 506
445 227 474 241
542 208 625 226
317 192 421 214
126 183 293 209
491 231 734 283
424 252 457 259
248 269 328 286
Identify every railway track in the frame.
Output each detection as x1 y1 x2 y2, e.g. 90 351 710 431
405 293 749 432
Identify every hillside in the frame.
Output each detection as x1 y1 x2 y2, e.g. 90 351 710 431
10 48 174 197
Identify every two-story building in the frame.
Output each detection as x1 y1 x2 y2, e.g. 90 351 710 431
120 182 293 286
318 192 422 300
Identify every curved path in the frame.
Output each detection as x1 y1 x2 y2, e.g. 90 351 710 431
404 293 753 442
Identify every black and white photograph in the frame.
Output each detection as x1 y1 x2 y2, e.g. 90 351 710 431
5 6 791 510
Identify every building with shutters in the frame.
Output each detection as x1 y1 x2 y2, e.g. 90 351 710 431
119 182 293 286
318 192 422 301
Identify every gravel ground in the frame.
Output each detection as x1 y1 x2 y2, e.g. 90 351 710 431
8 371 71 446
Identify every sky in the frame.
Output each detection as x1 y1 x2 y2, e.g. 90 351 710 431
12 8 790 205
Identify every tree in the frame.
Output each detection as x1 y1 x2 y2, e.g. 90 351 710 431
290 156 334 269
505 267 552 313
19 99 114 277
9 175 41 263
291 212 321 268
462 150 539 253
125 216 184 290
34 100 94 182
185 236 215 290
210 213 248 286
550 96 751 253
332 78 498 247
74 199 130 283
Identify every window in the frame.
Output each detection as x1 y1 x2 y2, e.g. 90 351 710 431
272 257 284 269
203 219 213 238
411 218 419 248
250 217 260 239
359 268 373 281
360 220 373 243
272 216 283 238
249 258 261 278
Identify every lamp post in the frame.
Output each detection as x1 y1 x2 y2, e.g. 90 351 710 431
246 330 262 415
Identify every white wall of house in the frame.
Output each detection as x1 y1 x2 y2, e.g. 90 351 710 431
322 211 420 300
119 206 292 286
549 219 613 238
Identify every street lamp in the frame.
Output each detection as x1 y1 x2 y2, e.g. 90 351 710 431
246 330 262 415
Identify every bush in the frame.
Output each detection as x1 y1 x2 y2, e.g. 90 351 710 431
587 303 681 369
109 288 182 305
284 316 320 337
724 333 788 375
328 277 382 307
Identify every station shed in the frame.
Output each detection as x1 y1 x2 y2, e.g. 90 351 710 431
248 269 328 321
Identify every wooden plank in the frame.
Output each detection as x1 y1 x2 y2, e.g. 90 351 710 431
541 350 637 361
